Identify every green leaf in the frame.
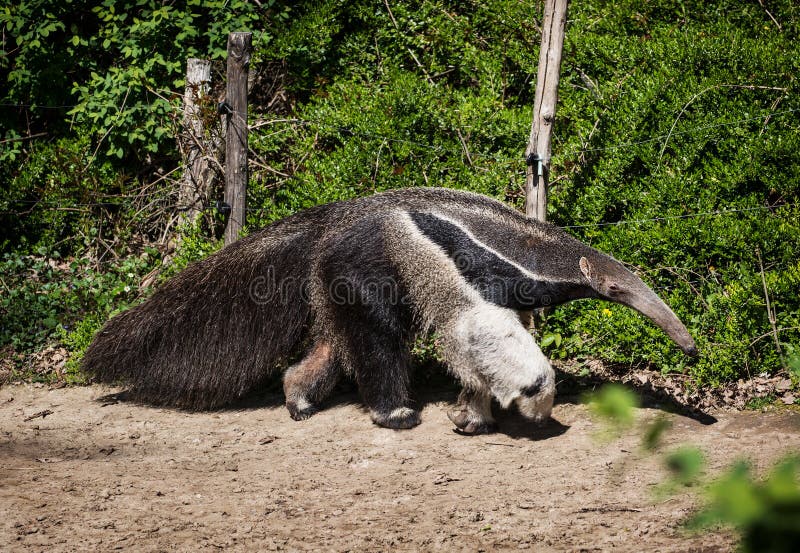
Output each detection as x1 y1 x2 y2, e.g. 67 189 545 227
665 447 705 487
642 415 672 452
787 352 800 380
587 383 639 430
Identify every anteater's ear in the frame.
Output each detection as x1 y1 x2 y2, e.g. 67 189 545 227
579 256 593 282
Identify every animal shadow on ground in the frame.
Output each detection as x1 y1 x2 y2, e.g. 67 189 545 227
94 362 715 436
488 409 571 440
553 367 718 426
94 376 570 440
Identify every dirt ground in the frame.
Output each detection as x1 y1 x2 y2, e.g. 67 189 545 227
1 382 799 552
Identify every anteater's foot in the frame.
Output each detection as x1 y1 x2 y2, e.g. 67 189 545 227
447 408 498 435
371 407 421 430
286 399 318 421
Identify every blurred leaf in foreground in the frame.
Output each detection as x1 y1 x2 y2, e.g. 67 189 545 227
665 447 706 487
642 415 673 452
586 383 639 437
689 456 800 553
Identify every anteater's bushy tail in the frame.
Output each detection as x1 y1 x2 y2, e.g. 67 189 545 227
83 223 317 409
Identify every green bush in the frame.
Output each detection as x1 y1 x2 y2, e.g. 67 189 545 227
0 0 290 164
542 1 800 383
244 0 800 385
0 249 158 356
1 0 799 387
0 135 126 253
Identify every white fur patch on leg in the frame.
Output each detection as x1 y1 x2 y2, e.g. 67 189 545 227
452 303 555 420
292 395 313 413
370 407 421 430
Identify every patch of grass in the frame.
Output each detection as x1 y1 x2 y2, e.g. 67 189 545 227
744 395 776 411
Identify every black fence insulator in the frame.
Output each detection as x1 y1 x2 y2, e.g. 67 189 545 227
217 101 232 115
216 201 231 216
526 153 541 166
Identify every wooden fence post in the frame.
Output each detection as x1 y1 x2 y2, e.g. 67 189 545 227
525 0 569 221
223 32 252 246
179 58 213 224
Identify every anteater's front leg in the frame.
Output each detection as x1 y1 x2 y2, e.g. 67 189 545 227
315 214 420 430
447 387 497 435
441 304 556 433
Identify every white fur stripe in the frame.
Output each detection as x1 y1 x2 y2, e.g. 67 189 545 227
421 211 547 282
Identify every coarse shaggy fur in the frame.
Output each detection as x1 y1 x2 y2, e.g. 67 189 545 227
84 188 499 409
84 187 696 430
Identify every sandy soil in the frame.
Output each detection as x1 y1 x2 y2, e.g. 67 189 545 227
1 382 799 552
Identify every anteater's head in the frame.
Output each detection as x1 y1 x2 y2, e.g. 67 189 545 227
578 255 698 357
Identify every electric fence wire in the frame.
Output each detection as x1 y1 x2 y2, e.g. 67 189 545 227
2 101 799 231
246 106 800 167
3 99 798 165
3 199 797 232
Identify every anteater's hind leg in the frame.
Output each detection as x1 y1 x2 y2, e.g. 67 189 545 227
283 341 340 421
322 287 418 429
316 215 419 430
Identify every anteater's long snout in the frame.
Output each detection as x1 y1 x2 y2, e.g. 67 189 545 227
625 289 698 357
579 255 698 357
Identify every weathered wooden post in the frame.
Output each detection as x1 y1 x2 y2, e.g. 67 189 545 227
525 0 569 221
179 58 213 224
223 32 252 246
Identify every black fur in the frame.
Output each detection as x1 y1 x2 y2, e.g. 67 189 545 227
83 207 329 408
316 215 417 425
410 211 536 309
408 211 580 309
520 376 545 397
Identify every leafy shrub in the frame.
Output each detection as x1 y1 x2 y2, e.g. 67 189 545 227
245 0 800 385
0 249 159 357
1 135 125 254
541 0 800 383
0 0 290 164
2 0 799 387
160 222 223 280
